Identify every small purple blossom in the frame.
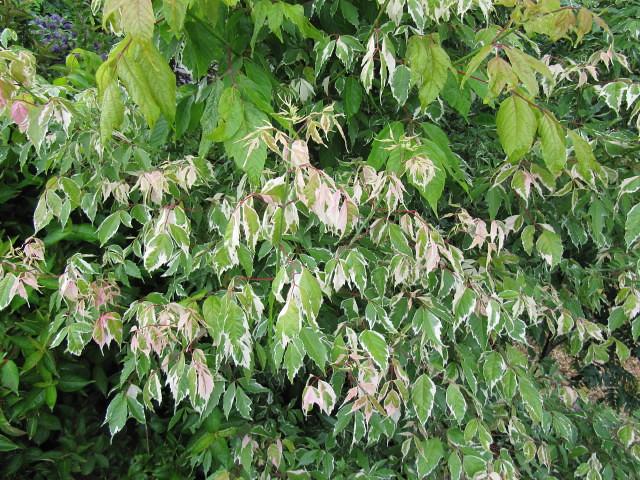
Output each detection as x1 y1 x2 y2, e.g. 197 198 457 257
29 14 77 56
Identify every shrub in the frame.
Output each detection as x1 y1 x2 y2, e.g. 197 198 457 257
1 0 639 478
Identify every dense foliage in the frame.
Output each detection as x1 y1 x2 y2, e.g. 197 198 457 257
1 0 640 478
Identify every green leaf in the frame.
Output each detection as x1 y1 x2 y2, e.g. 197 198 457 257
106 38 176 128
344 77 362 118
163 0 189 34
537 112 566 176
497 94 537 161
536 229 563 268
453 288 476 327
221 297 252 368
122 0 155 40
415 308 444 352
0 434 20 452
97 211 122 246
100 81 124 143
408 142 447 214
446 384 466 423
359 330 389 371
367 122 404 170
388 223 412 256
421 123 469 192
105 392 128 436
390 65 411 106
0 273 18 310
210 87 244 142
461 43 492 86
143 233 174 272
521 225 535 255
483 352 506 390
624 203 640 249
568 130 602 184
276 297 302 344
448 452 462 480
406 34 451 107
416 438 444 477
412 374 435 425
299 268 322 324
300 327 327 372
223 382 236 418
1 360 19 394
335 35 362 70
518 375 544 423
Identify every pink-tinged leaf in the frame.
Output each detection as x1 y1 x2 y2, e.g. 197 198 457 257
23 237 45 261
192 349 214 401
302 385 320 414
267 439 283 468
11 279 28 301
10 101 29 132
384 390 401 422
316 380 336 415
92 312 122 350
290 140 310 166
21 272 40 291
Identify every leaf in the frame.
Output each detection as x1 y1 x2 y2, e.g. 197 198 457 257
568 130 602 184
105 392 128 436
453 287 476 327
275 297 302 345
122 0 155 40
315 38 336 77
299 268 322 324
0 434 20 452
521 225 535 255
461 43 492 86
223 103 269 181
537 112 567 176
367 122 404 170
536 230 563 268
421 123 469 192
1 360 19 394
221 297 252 368
223 382 236 418
497 94 537 161
390 65 411 106
210 87 244 142
163 0 189 34
300 327 327 372
97 211 122 246
518 375 544 423
412 374 435 425
143 233 174 272
359 330 389 371
406 34 451 107
511 170 531 204
416 438 444 477
100 81 124 143
335 35 362 70
624 203 640 249
415 308 444 352
0 273 18 311
448 451 463 480
388 223 412 256
487 56 518 98
408 142 447 214
483 352 506 390
343 77 362 118
446 384 466 423
104 38 176 128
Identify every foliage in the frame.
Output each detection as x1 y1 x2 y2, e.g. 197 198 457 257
1 0 640 478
